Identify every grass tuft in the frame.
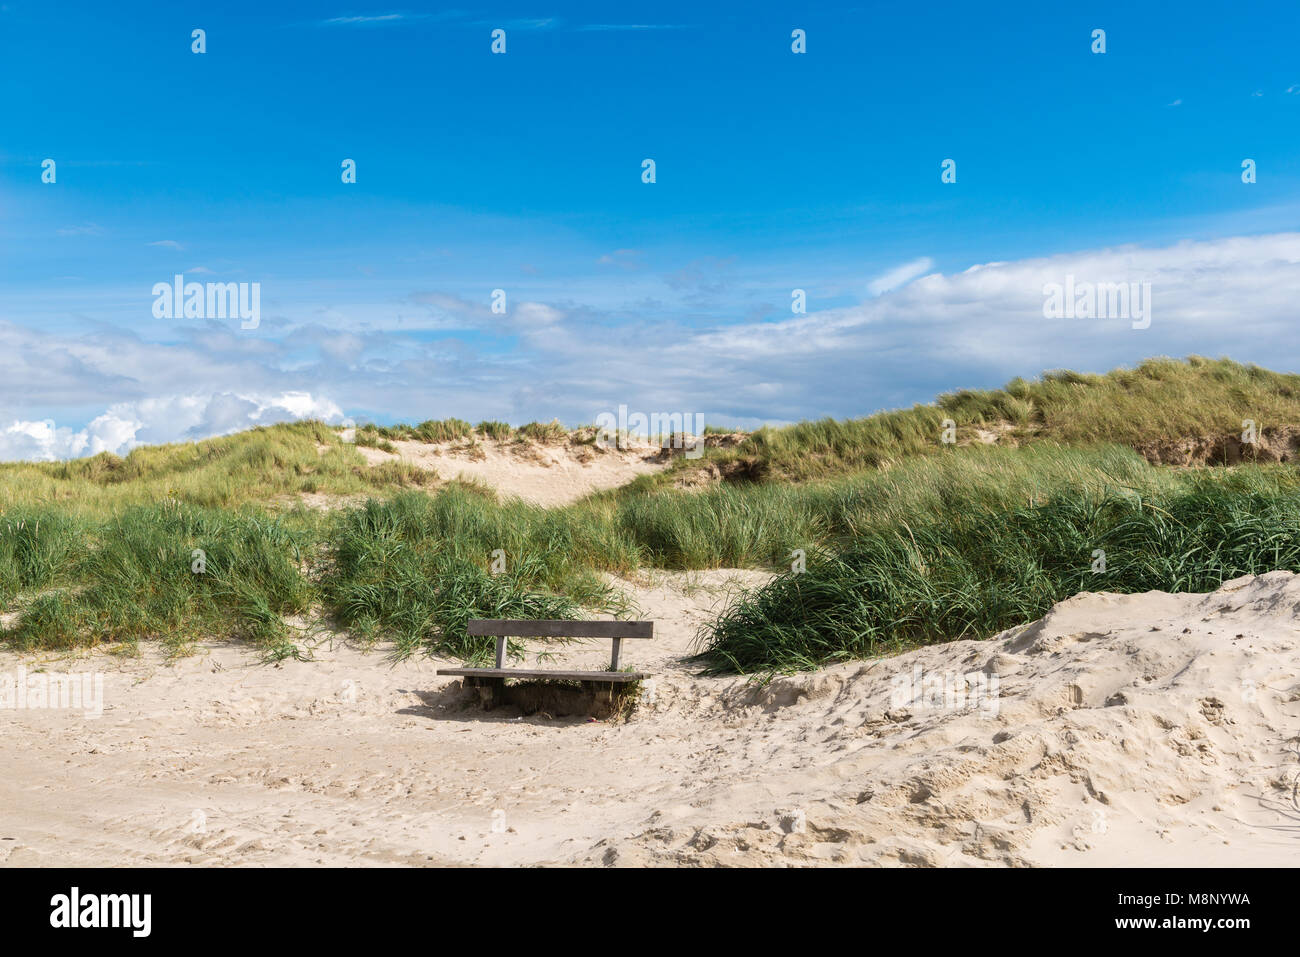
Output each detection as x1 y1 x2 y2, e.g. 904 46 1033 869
695 470 1300 674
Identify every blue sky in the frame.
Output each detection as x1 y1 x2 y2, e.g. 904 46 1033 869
2 1 1299 457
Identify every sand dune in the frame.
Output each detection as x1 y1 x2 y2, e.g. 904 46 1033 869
351 432 669 506
1 569 1296 867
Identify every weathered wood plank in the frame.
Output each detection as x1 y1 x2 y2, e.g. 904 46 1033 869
466 619 653 639
437 668 648 682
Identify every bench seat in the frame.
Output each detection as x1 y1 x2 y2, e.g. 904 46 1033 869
437 667 649 682
438 619 654 709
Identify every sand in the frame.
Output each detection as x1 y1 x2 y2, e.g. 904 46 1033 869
1 568 1297 867
350 433 668 506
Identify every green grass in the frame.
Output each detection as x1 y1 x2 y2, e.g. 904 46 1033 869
354 430 397 453
597 442 1161 567
517 420 568 443
322 488 631 661
359 418 474 443
3 502 316 659
0 510 81 605
694 466 1300 674
0 420 433 513
4 357 1300 671
1 441 1165 659
0 440 1287 662
476 420 513 440
672 356 1300 483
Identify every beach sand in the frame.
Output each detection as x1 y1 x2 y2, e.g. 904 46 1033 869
351 433 669 506
1 568 1297 867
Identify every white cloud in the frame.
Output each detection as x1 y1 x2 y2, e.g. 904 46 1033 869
56 223 105 237
512 301 564 327
578 24 685 31
0 392 344 462
4 232 1300 452
597 249 644 270
487 232 1300 425
322 14 407 25
868 257 935 296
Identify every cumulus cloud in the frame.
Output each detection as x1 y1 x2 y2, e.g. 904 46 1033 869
489 232 1300 425
3 232 1300 458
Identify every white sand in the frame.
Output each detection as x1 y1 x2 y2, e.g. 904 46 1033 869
1 569 1297 867
353 435 667 506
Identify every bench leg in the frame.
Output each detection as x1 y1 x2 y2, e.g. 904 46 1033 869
466 676 507 709
609 637 623 671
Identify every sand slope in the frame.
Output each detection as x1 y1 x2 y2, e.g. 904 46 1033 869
1 571 1297 867
599 572 1300 866
352 435 667 506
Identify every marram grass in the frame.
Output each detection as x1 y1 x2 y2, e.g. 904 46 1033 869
3 358 1300 666
321 489 632 662
694 476 1300 675
3 501 316 659
666 356 1300 484
4 446 1299 663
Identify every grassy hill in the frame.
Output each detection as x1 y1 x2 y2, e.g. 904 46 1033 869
3 356 1300 670
0 420 432 513
671 356 1300 483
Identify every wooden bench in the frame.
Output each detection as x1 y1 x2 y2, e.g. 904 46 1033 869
437 619 654 690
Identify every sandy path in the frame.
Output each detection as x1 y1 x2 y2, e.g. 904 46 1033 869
1 570 1298 867
0 571 762 867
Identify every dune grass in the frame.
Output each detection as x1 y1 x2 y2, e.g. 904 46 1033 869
0 420 436 514
3 358 1300 667
0 510 82 605
0 440 1169 658
3 502 317 659
675 356 1300 483
695 465 1300 674
309 443 1216 662
363 418 474 443
322 488 632 661
516 420 569 443
598 442 1163 567
475 420 513 440
358 417 574 445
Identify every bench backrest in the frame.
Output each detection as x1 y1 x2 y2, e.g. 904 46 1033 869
467 619 653 639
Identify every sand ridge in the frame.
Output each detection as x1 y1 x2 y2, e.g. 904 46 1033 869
348 431 670 506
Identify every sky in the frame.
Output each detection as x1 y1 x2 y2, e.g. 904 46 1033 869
1 0 1299 459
